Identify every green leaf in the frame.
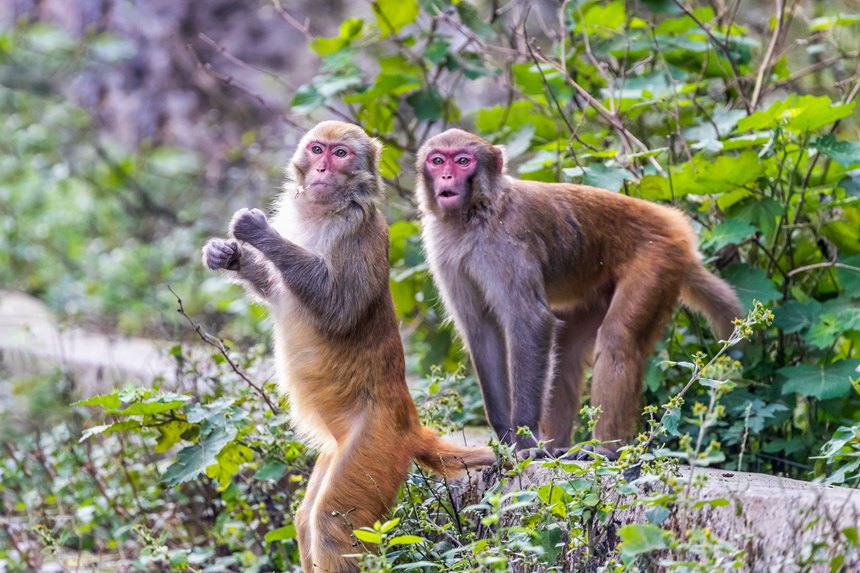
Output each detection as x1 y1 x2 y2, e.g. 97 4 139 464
73 393 121 410
388 535 426 545
406 89 444 121
702 220 755 250
773 299 822 334
162 424 237 486
812 135 860 167
353 528 382 544
155 420 192 453
780 360 860 400
374 0 419 37
264 524 297 544
619 523 667 557
107 395 189 416
645 505 671 525
206 442 254 489
722 264 780 310
836 255 860 296
310 18 363 55
254 460 288 481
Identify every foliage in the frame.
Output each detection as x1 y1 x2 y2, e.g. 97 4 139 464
3 0 860 570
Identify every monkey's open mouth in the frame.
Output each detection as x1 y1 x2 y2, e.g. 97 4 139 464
439 190 457 198
437 189 461 207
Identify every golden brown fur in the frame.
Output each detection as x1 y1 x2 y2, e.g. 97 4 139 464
415 129 742 454
202 121 495 572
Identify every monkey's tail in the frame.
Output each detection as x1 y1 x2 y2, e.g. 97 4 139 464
413 427 497 478
680 264 743 340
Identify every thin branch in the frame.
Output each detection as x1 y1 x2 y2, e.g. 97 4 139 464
167 286 280 416
750 0 785 110
271 1 312 40
787 261 860 278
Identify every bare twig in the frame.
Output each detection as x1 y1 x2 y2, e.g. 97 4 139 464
750 0 785 110
167 286 280 415
271 1 312 40
787 261 860 278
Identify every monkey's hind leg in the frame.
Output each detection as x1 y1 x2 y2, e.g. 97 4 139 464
590 260 681 449
308 439 411 572
296 451 334 572
541 306 603 452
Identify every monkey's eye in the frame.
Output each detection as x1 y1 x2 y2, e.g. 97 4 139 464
431 156 444 165
456 156 471 166
333 148 348 158
311 145 324 154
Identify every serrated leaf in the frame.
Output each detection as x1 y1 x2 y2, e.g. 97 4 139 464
374 0 419 37
779 360 860 400
73 393 121 409
812 135 860 167
206 442 254 489
702 220 755 250
155 421 192 453
773 299 822 334
406 89 444 121
722 264 780 310
162 424 237 486
619 523 667 557
254 460 288 481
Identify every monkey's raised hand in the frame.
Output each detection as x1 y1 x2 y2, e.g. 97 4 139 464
202 238 241 271
229 208 270 244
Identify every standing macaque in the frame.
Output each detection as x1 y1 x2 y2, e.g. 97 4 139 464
415 129 741 456
202 121 496 572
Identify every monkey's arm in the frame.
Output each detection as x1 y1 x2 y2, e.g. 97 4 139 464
201 238 277 300
441 278 513 444
229 208 379 336
483 267 557 450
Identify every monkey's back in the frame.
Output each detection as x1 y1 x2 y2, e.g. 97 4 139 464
502 179 701 309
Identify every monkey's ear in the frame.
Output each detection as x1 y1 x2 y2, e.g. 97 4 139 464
371 138 383 163
494 145 507 175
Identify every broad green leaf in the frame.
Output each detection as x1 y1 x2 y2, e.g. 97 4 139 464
206 442 254 489
836 255 860 296
107 397 188 416
406 89 444 121
645 505 671 525
702 220 755 250
155 420 192 453
162 424 237 486
78 420 140 442
722 264 780 309
812 135 860 167
780 360 860 400
353 528 382 544
374 0 419 37
265 524 296 544
619 523 667 557
734 198 781 242
254 460 288 481
73 392 121 410
773 299 822 334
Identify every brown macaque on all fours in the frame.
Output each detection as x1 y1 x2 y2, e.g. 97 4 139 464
202 121 496 573
416 129 742 458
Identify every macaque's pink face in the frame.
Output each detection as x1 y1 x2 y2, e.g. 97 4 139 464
424 148 477 210
303 140 357 192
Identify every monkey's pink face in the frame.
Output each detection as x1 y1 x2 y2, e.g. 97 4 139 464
424 148 477 210
302 140 356 192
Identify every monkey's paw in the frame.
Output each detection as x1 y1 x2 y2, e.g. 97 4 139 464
202 238 241 271
229 208 270 243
